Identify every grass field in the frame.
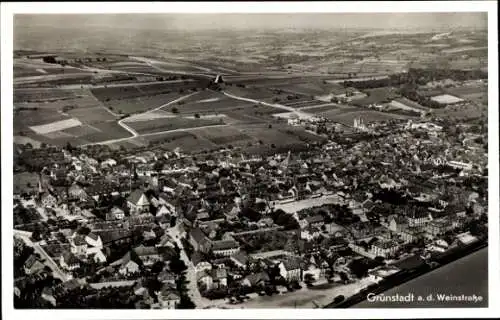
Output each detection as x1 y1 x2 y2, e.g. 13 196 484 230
127 116 223 135
354 87 400 105
101 92 185 114
128 131 217 152
320 109 411 126
193 126 254 146
14 88 82 103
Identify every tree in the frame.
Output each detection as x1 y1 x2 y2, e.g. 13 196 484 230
172 107 179 114
194 113 200 119
31 230 41 242
333 295 345 304
169 256 187 274
304 273 315 287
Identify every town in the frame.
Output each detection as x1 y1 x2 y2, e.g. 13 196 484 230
13 108 488 309
11 12 489 310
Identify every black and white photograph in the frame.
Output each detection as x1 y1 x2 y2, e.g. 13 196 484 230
1 1 499 319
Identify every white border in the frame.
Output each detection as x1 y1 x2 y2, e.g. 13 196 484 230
1 2 498 319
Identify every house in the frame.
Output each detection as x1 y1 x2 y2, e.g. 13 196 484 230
197 270 214 291
40 192 57 208
24 254 45 275
85 232 103 249
211 267 228 288
224 205 240 222
211 239 240 257
134 279 148 296
407 209 430 227
425 220 449 238
370 240 399 258
192 252 213 273
59 251 80 271
156 205 171 217
388 215 408 233
242 271 270 288
106 207 126 220
303 215 325 229
158 269 177 285
70 234 88 256
68 183 88 202
113 252 141 275
134 245 162 266
157 284 180 309
41 287 57 306
127 190 150 214
189 228 212 253
278 258 302 282
301 226 322 241
90 249 107 264
230 251 249 269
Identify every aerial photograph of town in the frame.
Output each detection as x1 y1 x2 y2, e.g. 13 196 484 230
8 8 492 312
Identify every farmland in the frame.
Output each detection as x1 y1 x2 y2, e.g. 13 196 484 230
352 87 400 106
123 131 217 152
193 126 254 146
101 92 187 115
126 116 224 135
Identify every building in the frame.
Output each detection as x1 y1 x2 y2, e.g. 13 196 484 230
230 251 249 269
24 255 45 275
127 190 150 214
70 234 88 256
85 232 103 249
59 251 80 271
211 239 240 257
370 240 399 258
388 216 408 233
113 252 141 275
407 209 430 227
134 245 162 266
189 228 212 253
242 271 270 289
157 284 180 309
278 258 302 282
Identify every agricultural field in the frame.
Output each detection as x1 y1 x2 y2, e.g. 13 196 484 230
128 131 217 152
234 123 323 148
444 85 488 104
14 88 83 103
127 116 224 135
101 92 187 115
320 109 411 126
161 91 258 116
193 126 254 146
353 87 400 106
433 103 487 121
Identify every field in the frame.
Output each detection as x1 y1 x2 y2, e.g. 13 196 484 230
193 126 254 146
318 107 412 126
353 87 400 105
124 131 217 152
101 92 186 114
235 123 324 147
444 86 488 104
126 116 223 135
433 103 487 121
14 88 83 103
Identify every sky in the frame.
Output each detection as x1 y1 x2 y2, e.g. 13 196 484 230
15 12 487 32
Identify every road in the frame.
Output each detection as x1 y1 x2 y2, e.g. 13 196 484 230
56 79 195 90
80 91 202 146
222 90 314 119
166 225 208 309
14 230 71 282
